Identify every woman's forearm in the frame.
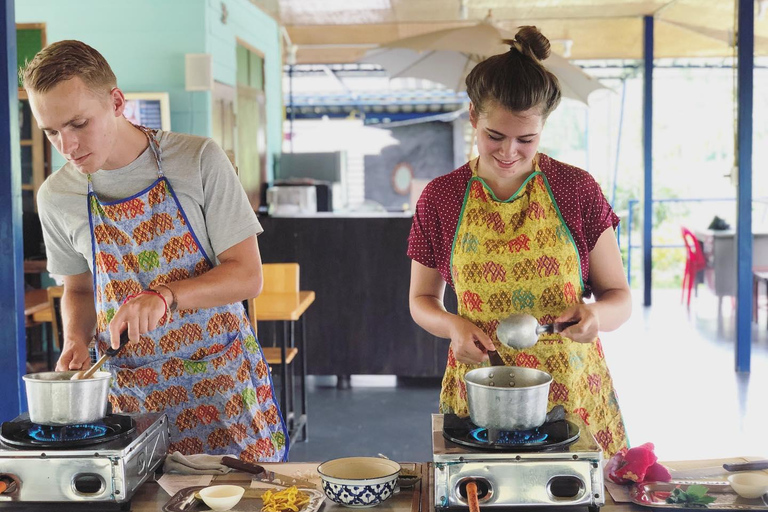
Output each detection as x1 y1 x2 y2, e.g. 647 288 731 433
591 288 632 332
410 295 459 339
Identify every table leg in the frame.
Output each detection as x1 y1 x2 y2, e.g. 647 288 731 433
279 320 288 428
288 320 296 438
300 314 308 441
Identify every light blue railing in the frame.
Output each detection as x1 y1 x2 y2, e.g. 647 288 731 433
623 197 768 286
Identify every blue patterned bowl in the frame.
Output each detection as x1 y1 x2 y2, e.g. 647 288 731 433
317 457 401 508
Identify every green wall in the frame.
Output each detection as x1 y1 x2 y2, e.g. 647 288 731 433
15 0 282 180
205 0 282 180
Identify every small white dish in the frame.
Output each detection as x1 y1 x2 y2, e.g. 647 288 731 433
728 473 768 499
198 485 245 511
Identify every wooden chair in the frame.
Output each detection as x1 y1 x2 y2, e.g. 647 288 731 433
47 286 64 351
247 263 304 439
248 263 300 365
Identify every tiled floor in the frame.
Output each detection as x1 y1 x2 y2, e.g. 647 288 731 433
287 288 768 463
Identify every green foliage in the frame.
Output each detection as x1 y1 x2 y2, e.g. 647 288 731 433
665 485 716 507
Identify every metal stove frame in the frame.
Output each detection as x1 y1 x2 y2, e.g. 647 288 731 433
432 414 605 511
0 414 168 506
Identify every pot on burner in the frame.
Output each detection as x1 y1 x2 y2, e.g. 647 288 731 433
464 366 552 431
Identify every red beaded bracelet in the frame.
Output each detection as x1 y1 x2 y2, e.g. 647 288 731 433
122 290 170 323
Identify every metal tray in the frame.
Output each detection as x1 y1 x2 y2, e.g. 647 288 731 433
630 481 768 510
163 485 325 512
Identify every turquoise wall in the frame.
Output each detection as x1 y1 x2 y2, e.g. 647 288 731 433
204 0 282 181
15 0 282 179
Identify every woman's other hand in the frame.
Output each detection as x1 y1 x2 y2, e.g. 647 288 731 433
555 304 599 343
449 317 496 364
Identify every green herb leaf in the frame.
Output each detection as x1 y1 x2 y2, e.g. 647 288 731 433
687 485 708 498
663 485 716 507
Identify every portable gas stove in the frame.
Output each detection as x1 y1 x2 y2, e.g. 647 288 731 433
433 412 604 511
0 413 168 509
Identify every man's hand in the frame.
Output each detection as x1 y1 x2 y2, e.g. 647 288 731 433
55 272 97 371
108 292 167 350
449 317 496 365
56 340 92 371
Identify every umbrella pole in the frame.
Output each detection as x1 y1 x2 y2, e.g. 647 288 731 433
289 63 295 153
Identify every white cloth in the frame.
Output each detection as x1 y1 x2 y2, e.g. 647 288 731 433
162 451 233 475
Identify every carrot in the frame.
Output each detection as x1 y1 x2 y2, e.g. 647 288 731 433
466 481 480 512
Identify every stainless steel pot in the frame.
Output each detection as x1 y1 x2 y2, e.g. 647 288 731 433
22 371 111 425
464 366 552 431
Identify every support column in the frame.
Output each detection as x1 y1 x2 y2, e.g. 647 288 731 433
0 0 27 420
735 0 754 373
642 16 654 307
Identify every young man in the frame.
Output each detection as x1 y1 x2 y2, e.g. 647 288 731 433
23 40 287 461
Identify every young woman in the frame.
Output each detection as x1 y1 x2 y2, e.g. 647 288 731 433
408 26 631 456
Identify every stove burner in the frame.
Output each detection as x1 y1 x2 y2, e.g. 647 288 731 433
443 414 580 451
0 414 136 449
469 426 549 445
28 423 109 443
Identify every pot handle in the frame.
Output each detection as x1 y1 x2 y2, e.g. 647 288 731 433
105 331 130 357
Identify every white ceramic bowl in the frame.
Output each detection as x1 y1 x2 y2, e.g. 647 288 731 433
198 485 246 511
728 473 768 499
317 457 401 508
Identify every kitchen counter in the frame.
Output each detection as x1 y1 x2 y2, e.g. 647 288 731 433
257 215 453 378
129 458 767 511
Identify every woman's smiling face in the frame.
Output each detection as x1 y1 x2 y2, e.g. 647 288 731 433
470 100 544 183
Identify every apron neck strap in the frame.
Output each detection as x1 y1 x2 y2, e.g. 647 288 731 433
87 125 163 190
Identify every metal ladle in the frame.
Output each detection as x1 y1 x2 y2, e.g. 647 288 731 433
70 331 129 380
496 313 578 350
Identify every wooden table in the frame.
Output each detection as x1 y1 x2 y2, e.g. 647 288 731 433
129 457 767 511
24 289 49 326
252 291 315 443
24 288 55 370
694 228 768 303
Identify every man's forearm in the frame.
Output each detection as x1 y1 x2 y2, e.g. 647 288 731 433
163 259 262 311
61 288 97 347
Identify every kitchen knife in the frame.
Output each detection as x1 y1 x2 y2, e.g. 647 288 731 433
723 460 768 472
221 457 318 489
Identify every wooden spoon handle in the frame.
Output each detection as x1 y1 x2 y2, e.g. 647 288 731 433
80 353 109 380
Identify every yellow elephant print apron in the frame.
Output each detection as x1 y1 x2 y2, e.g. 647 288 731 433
442 158 627 457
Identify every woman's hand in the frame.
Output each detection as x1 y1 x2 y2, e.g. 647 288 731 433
555 304 600 344
108 292 167 350
448 316 496 364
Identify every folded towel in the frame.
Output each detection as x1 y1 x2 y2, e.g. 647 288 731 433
163 451 233 475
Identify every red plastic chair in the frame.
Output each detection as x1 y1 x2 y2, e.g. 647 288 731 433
681 227 707 307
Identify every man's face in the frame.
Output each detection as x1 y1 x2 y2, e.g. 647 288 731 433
28 77 124 174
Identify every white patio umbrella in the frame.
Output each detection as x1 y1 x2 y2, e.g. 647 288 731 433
359 19 608 105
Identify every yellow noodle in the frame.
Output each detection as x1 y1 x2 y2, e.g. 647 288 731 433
261 486 310 512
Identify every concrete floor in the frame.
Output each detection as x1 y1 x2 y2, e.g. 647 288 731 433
287 288 768 463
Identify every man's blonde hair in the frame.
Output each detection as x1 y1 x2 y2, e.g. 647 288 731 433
21 40 117 95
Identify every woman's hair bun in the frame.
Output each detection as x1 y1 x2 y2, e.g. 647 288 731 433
513 26 551 61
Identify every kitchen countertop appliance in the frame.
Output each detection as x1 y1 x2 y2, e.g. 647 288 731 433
432 411 604 511
0 412 168 509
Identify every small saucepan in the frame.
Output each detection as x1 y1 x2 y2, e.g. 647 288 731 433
23 331 129 426
23 370 112 426
464 366 552 431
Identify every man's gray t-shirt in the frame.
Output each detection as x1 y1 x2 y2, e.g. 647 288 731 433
37 131 262 276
